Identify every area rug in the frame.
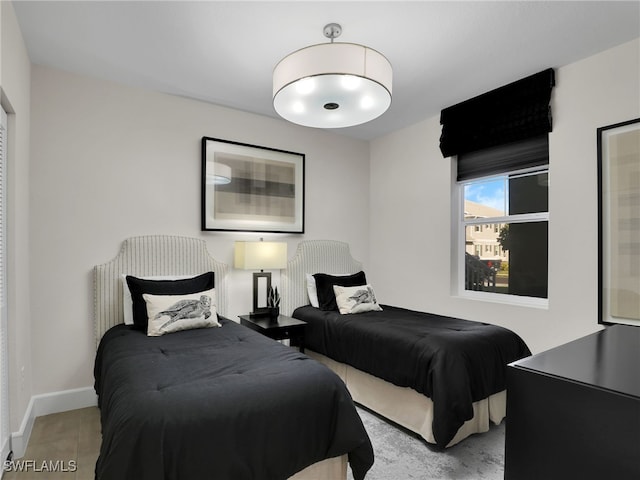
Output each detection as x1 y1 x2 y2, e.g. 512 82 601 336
349 406 505 480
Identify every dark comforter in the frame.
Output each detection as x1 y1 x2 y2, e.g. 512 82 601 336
94 318 373 480
293 305 531 448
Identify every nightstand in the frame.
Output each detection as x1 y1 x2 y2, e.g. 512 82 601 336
239 314 307 353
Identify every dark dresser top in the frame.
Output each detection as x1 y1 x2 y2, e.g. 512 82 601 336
510 325 640 398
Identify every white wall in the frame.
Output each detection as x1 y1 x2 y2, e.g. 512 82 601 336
370 38 640 354
12 14 640 414
1 1 34 433
29 65 370 395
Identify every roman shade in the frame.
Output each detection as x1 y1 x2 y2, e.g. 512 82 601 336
440 68 555 159
456 134 549 181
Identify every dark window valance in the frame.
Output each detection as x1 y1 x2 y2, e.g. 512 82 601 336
440 68 555 158
457 134 549 181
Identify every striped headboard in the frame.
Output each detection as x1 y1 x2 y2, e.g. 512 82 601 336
280 240 362 316
93 235 229 347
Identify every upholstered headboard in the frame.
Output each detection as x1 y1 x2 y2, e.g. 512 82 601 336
280 240 363 316
93 235 229 347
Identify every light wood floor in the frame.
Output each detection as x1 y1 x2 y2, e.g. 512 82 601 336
3 407 100 480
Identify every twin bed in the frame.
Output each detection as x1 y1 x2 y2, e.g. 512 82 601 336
93 236 373 480
281 240 531 449
93 235 530 479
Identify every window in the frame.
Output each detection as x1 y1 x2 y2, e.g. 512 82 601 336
460 167 549 301
439 69 554 306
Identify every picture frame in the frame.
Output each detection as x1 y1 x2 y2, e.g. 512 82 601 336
597 118 640 326
201 137 305 233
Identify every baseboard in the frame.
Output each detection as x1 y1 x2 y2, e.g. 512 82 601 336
10 387 97 459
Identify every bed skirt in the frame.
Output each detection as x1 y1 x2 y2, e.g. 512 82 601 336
307 350 506 448
289 455 347 480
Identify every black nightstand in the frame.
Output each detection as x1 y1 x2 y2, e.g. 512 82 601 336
239 314 307 353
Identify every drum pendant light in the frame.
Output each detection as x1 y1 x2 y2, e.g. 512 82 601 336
273 23 392 129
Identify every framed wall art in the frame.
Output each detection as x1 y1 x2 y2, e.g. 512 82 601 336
597 118 640 326
201 137 305 233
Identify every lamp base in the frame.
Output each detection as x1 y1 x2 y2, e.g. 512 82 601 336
251 271 272 317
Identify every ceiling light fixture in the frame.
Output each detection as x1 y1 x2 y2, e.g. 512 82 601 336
273 23 392 129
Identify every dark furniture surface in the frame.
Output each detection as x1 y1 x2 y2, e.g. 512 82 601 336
505 325 640 480
239 314 307 353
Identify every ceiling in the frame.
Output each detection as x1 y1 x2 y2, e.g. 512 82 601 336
12 1 640 141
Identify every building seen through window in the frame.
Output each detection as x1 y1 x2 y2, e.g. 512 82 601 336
462 169 548 299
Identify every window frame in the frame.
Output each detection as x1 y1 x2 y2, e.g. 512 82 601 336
454 165 549 308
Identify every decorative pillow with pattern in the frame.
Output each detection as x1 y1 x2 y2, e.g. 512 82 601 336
143 289 220 336
314 271 367 311
126 272 215 331
333 284 383 315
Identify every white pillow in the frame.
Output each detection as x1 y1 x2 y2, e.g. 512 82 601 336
306 273 351 308
121 274 195 325
333 284 383 315
143 289 220 337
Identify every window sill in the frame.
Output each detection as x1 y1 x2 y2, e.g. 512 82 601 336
456 290 549 309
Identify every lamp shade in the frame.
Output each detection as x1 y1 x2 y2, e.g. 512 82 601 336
273 42 392 128
234 241 287 270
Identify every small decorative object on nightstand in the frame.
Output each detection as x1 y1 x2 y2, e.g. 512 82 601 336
239 314 307 353
267 286 280 322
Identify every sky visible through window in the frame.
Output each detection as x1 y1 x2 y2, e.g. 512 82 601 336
464 176 507 215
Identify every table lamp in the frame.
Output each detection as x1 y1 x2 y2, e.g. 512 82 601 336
234 240 287 316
